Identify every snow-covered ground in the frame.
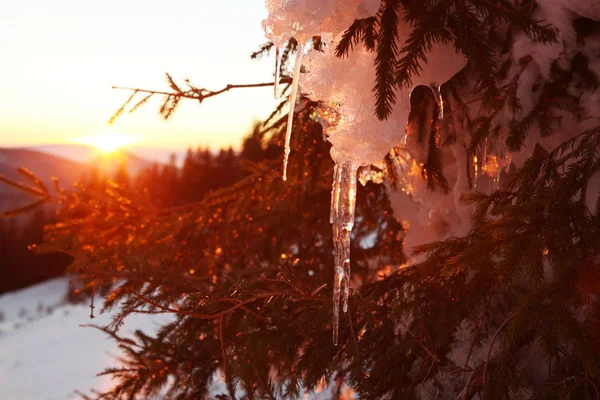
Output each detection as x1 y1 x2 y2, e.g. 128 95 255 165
0 278 353 400
0 277 171 400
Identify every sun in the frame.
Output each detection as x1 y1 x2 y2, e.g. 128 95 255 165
78 132 136 153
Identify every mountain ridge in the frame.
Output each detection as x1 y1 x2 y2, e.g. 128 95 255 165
0 147 158 214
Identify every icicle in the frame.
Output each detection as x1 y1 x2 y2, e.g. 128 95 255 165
282 41 305 181
430 83 444 120
330 160 358 345
473 155 479 189
332 265 344 346
274 45 283 99
330 162 341 224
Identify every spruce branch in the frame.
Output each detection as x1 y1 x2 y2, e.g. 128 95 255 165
0 170 58 217
374 0 401 120
251 41 275 59
335 17 377 59
396 19 452 89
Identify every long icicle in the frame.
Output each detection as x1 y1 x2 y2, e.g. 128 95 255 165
274 45 282 99
330 163 341 224
341 161 357 314
331 160 358 345
332 161 342 345
282 41 305 181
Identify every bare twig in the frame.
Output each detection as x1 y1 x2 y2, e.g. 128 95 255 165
311 283 328 296
586 376 600 399
89 287 96 319
112 81 281 101
219 298 269 324
398 320 440 363
264 278 307 295
127 289 326 322
110 76 292 123
348 310 361 364
457 366 482 400
483 314 514 385
220 316 228 380
422 359 436 385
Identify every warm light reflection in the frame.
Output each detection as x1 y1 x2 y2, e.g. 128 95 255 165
77 132 136 153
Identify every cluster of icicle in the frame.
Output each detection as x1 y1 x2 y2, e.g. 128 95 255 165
263 0 467 345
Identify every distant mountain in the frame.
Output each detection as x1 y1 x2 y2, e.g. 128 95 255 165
0 146 159 214
0 148 84 193
0 148 84 216
29 144 102 164
29 144 186 167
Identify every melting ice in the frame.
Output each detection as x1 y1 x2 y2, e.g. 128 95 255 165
274 45 282 99
282 42 305 181
263 0 467 344
330 159 358 345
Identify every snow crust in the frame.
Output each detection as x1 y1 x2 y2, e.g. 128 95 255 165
263 0 381 46
301 16 466 166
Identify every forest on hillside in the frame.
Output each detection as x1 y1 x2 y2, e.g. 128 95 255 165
0 130 280 294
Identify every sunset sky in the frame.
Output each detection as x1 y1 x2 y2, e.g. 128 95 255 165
0 0 279 151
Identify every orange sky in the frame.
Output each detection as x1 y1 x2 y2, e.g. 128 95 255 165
0 0 279 151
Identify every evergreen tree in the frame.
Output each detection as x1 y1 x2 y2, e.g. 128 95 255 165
86 165 106 192
241 122 267 164
0 209 71 294
179 148 200 203
157 154 179 206
1 1 599 398
113 161 131 188
135 162 162 204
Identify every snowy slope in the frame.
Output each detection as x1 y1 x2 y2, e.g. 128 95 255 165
0 278 354 400
0 277 172 400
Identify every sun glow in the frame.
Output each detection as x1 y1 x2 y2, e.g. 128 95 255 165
77 132 136 153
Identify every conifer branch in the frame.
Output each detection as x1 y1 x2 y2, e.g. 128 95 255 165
374 0 400 120
110 76 292 123
127 289 326 321
335 17 377 58
0 175 52 200
483 314 514 385
251 41 275 59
